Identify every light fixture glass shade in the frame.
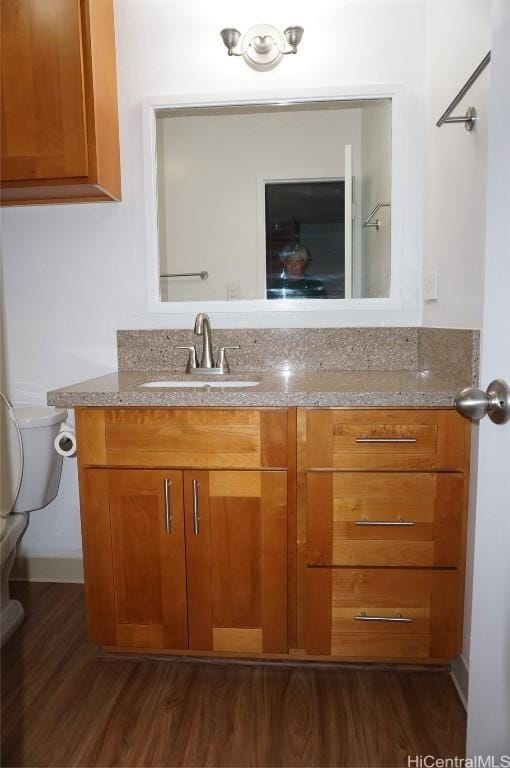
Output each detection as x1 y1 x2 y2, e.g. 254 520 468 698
283 26 304 49
220 27 241 53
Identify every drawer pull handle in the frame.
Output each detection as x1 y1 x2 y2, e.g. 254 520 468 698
192 479 200 536
163 478 172 534
355 517 415 527
354 611 413 623
355 437 417 444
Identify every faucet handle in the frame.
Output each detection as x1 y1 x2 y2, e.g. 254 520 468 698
175 346 198 374
216 345 240 374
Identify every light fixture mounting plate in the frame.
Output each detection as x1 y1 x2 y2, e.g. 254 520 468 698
242 24 285 71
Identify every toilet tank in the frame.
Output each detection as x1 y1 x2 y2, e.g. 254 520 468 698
12 407 68 513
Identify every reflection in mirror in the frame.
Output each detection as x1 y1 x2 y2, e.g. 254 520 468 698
266 181 345 299
156 99 391 303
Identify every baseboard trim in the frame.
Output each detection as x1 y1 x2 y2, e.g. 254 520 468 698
450 654 469 709
12 556 84 584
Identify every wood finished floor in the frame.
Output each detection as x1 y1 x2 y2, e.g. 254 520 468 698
1 582 466 768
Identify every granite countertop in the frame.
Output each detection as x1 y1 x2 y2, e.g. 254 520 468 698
47 369 463 408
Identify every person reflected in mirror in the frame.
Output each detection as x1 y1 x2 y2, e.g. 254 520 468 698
267 243 328 299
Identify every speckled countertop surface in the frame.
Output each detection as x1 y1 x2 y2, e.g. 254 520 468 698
47 370 463 408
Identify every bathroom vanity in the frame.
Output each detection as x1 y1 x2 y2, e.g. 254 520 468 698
71 405 468 663
48 327 477 665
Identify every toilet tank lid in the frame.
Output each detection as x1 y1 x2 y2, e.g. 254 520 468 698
14 407 68 428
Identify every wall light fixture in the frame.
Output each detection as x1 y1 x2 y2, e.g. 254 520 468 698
220 24 304 72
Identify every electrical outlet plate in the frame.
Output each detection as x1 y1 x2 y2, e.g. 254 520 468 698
424 271 438 302
226 282 241 300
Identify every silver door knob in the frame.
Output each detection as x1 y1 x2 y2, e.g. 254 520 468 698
455 379 510 424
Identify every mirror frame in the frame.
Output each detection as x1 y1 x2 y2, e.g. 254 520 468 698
143 85 412 322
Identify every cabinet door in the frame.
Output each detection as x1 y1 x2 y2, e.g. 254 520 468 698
184 471 288 655
81 469 188 649
1 0 88 181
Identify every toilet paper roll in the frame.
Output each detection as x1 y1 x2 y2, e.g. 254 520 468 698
54 425 77 458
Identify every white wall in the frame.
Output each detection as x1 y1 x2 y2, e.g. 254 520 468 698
158 105 362 301
423 1 490 328
421 0 492 695
0 0 489 562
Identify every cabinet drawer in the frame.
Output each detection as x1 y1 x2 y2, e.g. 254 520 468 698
76 408 289 469
304 409 467 470
307 472 464 567
306 568 460 660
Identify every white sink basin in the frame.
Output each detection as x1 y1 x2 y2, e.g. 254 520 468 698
140 379 260 389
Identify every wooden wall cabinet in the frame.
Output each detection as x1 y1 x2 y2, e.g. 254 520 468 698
1 0 121 205
75 406 469 664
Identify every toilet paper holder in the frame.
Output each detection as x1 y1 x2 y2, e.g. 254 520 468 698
54 423 77 458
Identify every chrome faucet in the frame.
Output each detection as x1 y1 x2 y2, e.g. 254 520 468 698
175 313 239 374
194 312 214 369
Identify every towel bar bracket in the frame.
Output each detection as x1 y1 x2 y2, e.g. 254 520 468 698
362 202 391 231
443 106 477 132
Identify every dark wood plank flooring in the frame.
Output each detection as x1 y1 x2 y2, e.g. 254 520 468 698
1 582 466 767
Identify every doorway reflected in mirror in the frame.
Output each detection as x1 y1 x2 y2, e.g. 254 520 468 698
266 180 345 300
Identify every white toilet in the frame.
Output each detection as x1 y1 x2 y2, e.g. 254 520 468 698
0 399 68 646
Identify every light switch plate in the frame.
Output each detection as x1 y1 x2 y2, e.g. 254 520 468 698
424 271 438 302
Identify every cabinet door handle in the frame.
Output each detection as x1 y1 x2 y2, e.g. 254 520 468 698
355 517 415 527
163 478 172 534
354 611 413 623
355 437 417 444
192 479 200 535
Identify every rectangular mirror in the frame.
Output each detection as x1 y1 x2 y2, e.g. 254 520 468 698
155 99 391 303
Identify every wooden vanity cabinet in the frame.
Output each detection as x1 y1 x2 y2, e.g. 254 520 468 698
1 0 121 205
76 408 291 655
75 405 469 663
